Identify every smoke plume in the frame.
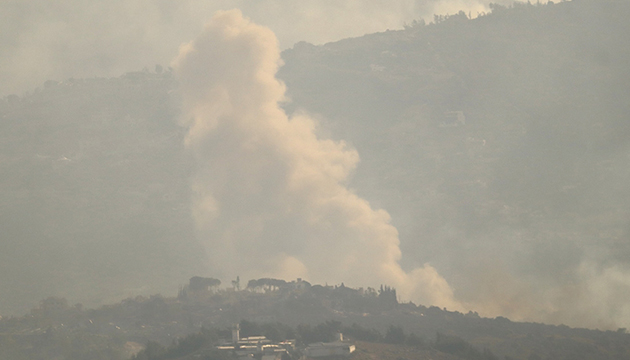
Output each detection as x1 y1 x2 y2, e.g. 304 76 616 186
173 10 463 310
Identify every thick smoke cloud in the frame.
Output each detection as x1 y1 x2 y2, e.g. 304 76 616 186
172 10 463 310
0 0 514 97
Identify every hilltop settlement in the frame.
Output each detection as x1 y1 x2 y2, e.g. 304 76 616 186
1 277 630 360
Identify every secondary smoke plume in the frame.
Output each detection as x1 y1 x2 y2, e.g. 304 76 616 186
173 10 463 310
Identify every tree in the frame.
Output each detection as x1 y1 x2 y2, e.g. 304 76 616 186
384 325 405 344
232 276 240 291
189 276 221 292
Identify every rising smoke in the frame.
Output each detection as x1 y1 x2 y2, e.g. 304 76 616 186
172 10 463 310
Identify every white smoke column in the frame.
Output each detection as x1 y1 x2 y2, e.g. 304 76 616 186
173 9 463 310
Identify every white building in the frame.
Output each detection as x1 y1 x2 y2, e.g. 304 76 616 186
304 333 355 358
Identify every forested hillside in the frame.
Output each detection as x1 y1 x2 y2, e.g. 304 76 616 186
2 281 630 360
279 0 630 327
0 72 207 313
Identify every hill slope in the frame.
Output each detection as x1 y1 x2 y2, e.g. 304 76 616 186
1 0 630 329
278 0 630 328
2 283 630 360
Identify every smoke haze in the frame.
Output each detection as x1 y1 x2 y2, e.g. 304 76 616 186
0 0 513 97
6 0 630 332
173 10 462 310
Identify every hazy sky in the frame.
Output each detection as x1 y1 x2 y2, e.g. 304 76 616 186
0 0 514 97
